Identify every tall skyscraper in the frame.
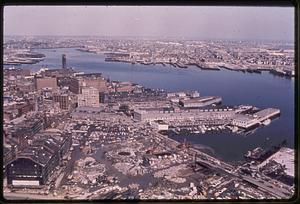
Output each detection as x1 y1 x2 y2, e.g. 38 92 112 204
62 54 67 69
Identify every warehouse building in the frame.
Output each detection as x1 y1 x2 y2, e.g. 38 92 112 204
254 108 281 121
231 114 259 129
134 106 235 122
231 108 280 129
6 132 72 187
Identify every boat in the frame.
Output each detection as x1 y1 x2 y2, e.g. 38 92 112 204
219 125 225 130
232 126 239 133
262 119 271 126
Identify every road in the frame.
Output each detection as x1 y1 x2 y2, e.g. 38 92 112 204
4 192 64 200
195 156 291 199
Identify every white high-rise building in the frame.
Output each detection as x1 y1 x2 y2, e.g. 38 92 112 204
78 87 99 107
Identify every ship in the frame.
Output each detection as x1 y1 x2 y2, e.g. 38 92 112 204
244 147 264 160
244 140 287 162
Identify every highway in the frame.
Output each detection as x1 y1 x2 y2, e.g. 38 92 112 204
195 157 291 199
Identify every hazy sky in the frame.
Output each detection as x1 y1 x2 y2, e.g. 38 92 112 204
4 6 294 41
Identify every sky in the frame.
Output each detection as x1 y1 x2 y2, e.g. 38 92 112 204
4 6 294 41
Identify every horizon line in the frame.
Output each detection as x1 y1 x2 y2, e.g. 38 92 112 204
4 35 294 43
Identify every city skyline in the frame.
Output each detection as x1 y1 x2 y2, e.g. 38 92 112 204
4 6 294 41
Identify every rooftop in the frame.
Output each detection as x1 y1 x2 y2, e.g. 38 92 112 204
254 108 280 118
18 145 53 166
181 96 220 103
233 114 256 122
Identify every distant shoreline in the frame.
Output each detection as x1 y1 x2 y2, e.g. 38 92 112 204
4 47 295 80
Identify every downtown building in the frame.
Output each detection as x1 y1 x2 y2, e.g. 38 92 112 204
69 73 108 94
77 87 100 108
78 73 108 93
53 93 70 110
69 77 81 94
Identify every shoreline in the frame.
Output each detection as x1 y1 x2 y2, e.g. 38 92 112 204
6 47 294 79
104 58 295 78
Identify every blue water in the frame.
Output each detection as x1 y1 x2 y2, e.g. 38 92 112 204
12 48 295 162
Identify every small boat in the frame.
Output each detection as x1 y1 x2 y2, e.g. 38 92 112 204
232 126 239 133
262 119 271 126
